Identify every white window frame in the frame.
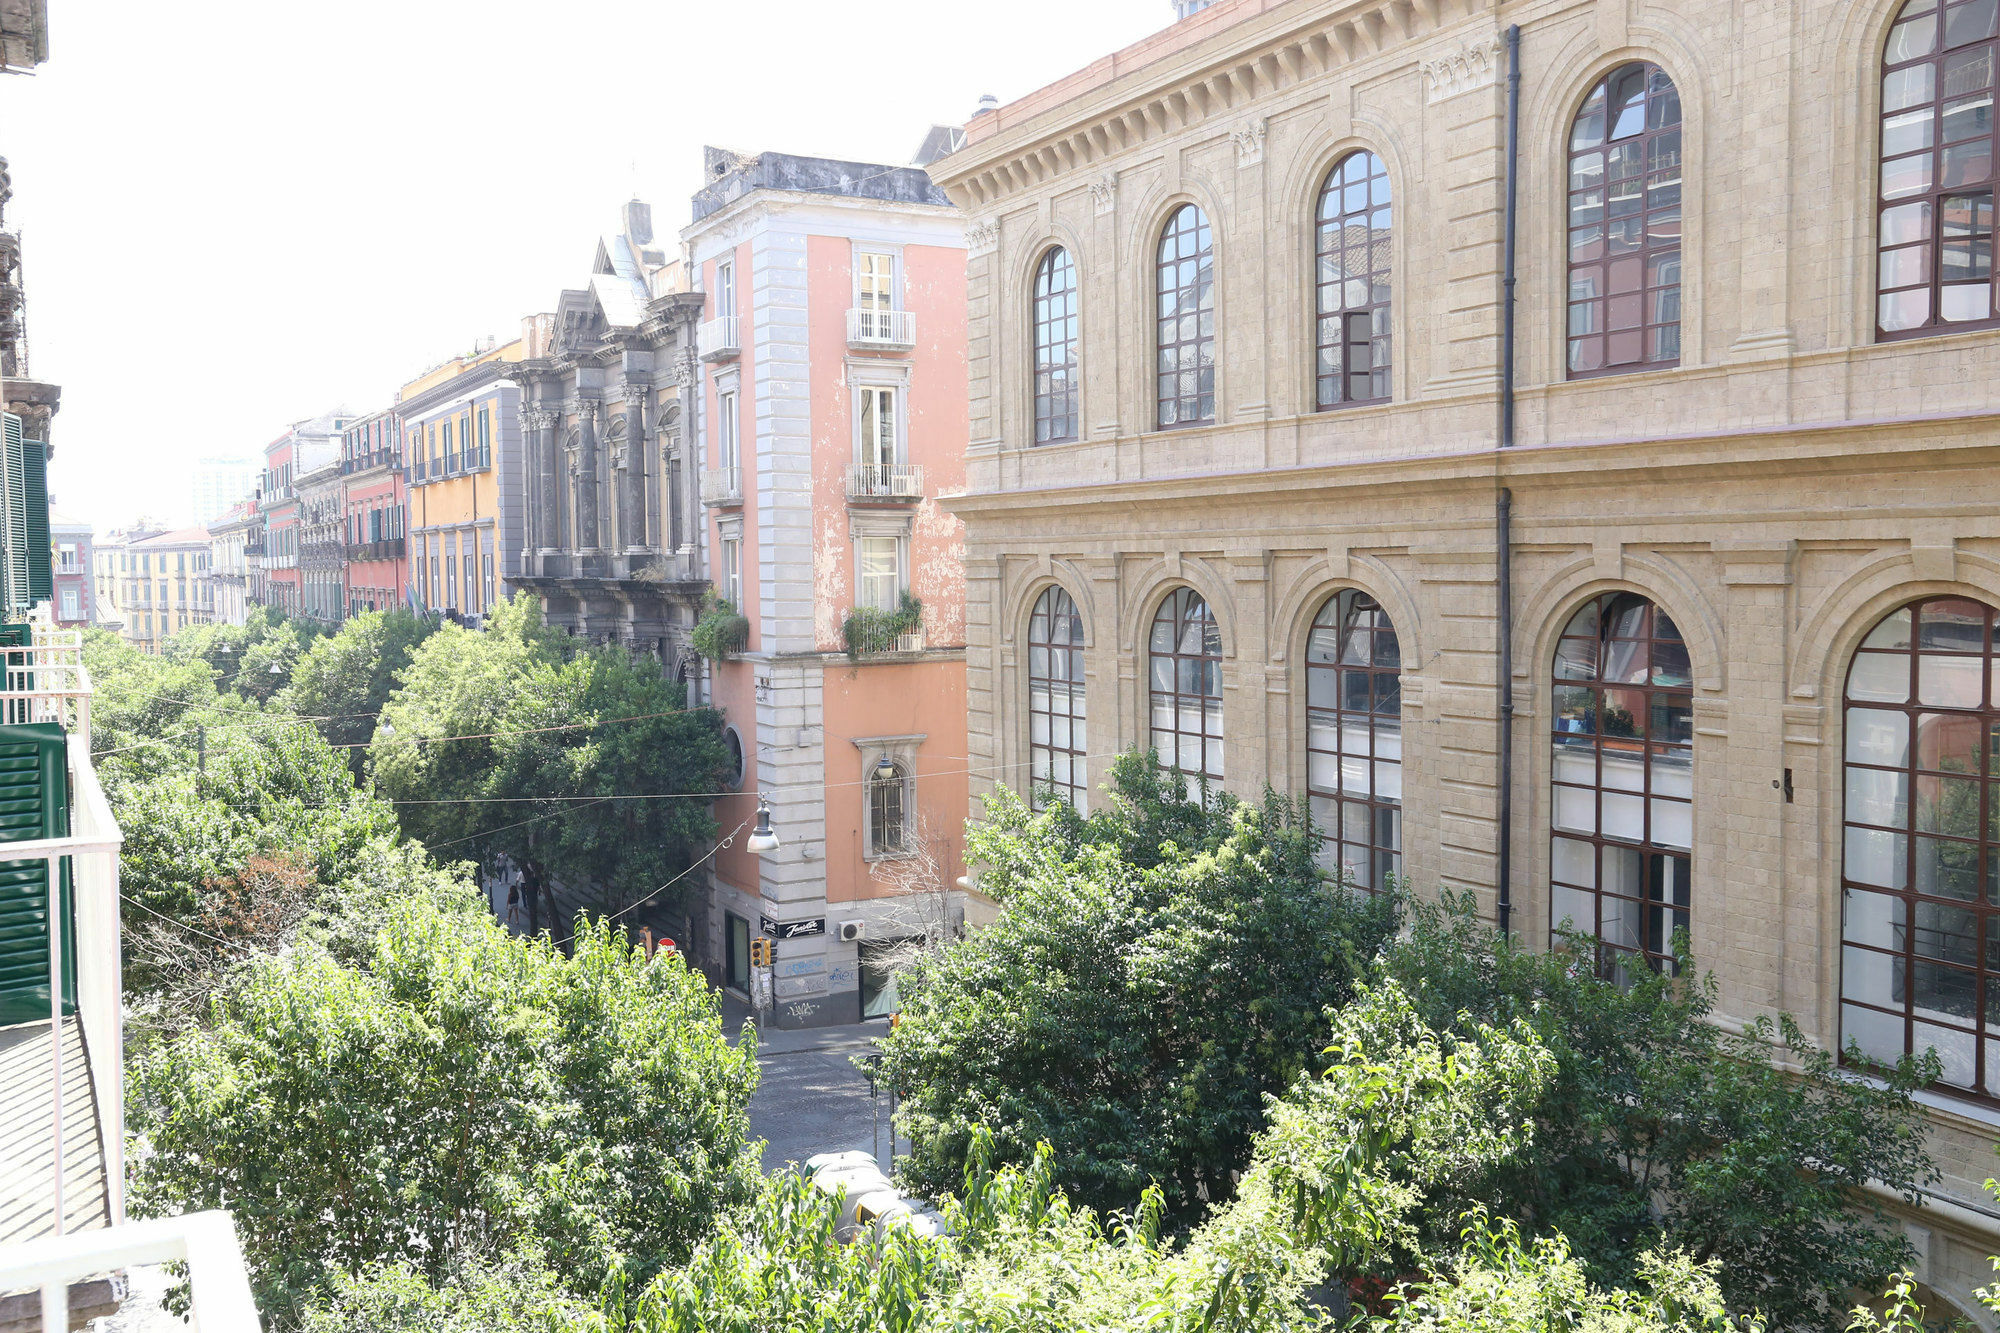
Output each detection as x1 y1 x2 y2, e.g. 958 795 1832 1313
716 386 740 477
716 258 736 319
854 248 900 313
857 385 899 472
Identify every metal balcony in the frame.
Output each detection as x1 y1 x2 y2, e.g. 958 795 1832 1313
846 307 916 351
701 466 743 506
844 462 924 502
697 315 740 362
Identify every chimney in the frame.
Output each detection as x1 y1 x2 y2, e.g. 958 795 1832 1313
624 198 653 245
974 93 999 116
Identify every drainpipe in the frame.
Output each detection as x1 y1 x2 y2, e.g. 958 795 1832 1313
1495 23 1522 937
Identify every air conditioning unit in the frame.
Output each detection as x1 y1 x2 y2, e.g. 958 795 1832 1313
889 474 921 498
838 920 866 943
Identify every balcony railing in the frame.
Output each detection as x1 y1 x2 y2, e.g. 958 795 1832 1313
346 537 407 561
0 1212 258 1332
697 315 740 362
846 307 916 350
701 466 743 506
0 628 90 740
844 462 924 502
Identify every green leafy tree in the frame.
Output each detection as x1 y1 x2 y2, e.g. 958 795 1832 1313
280 608 438 764
373 595 730 931
132 897 761 1326
876 753 1399 1221
614 981 1559 1333
1378 893 1939 1331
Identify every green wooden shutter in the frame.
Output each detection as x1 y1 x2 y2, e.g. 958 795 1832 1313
24 438 50 604
0 722 73 1024
0 414 22 615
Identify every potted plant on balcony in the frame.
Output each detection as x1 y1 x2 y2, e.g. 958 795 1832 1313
692 591 750 660
841 592 923 659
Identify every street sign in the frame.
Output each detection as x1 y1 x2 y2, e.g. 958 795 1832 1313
760 916 825 940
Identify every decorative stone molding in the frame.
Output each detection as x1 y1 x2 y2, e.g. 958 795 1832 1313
1088 172 1117 216
673 349 698 387
522 407 557 431
965 218 999 254
1232 117 1268 168
620 382 649 405
1419 36 1505 104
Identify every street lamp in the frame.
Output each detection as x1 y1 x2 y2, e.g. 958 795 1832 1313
746 799 779 855
874 753 897 784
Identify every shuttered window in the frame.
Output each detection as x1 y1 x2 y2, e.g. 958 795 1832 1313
0 722 74 1024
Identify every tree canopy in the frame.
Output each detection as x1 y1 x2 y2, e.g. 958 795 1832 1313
371 595 731 929
132 897 761 1326
876 755 1399 1221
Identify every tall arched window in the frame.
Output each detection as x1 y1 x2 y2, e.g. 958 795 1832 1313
1149 588 1223 796
1567 63 1683 377
1027 586 1087 811
1876 0 1999 338
1315 151 1393 408
1550 592 1694 978
869 759 910 857
1842 596 2000 1097
1033 248 1079 445
1155 205 1215 429
1306 590 1402 890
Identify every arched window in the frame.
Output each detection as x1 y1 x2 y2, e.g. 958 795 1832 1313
869 759 910 856
1155 205 1215 429
1149 588 1223 796
1305 590 1402 890
1550 592 1694 978
1842 596 2000 1097
1876 0 1999 338
1027 586 1087 811
1315 151 1393 408
1033 248 1079 445
1567 63 1683 377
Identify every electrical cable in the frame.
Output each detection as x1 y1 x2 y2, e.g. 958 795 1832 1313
545 814 753 948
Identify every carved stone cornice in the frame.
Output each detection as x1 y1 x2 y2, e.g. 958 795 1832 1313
1419 35 1505 104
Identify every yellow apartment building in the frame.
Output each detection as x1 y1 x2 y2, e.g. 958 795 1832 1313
116 527 213 653
400 339 525 622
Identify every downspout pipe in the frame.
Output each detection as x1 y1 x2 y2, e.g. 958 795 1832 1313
1496 23 1522 937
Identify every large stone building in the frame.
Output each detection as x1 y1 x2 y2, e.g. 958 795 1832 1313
204 501 257 627
512 201 705 658
684 148 971 1027
929 0 2000 1317
296 454 346 626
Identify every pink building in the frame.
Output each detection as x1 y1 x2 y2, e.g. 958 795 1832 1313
684 146 970 1027
340 407 407 615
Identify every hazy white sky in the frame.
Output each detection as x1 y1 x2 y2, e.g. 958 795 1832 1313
1 0 1168 531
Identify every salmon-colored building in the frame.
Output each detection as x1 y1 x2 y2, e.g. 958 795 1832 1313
684 146 971 1028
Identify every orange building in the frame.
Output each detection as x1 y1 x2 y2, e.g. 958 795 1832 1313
685 145 972 1028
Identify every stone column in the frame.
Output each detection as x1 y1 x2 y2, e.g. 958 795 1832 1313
571 398 600 554
620 382 649 555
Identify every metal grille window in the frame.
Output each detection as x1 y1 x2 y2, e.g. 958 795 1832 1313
1155 205 1215 429
1841 596 2000 1097
1033 248 1079 444
1567 63 1683 377
1314 151 1393 408
1148 588 1223 796
1550 592 1694 979
1028 586 1087 811
1305 590 1402 891
1877 0 1999 337
870 760 909 856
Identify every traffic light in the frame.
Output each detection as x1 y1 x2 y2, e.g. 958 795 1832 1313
750 937 773 968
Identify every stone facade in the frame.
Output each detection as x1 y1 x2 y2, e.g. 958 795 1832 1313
514 202 707 664
929 0 2000 1318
